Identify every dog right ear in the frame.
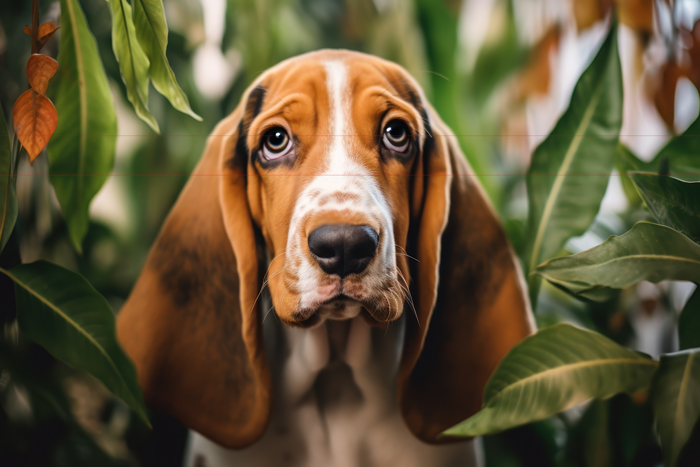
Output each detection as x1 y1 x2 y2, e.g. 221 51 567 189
116 105 271 449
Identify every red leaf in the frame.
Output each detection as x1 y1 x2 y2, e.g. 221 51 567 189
26 54 58 95
12 89 59 162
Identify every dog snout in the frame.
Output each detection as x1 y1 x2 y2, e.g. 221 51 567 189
308 224 378 277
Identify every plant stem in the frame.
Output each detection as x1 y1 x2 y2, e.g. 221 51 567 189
31 0 39 55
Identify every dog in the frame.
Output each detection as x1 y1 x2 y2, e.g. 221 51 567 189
116 50 535 467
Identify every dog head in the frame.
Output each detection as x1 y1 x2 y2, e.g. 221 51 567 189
117 50 534 448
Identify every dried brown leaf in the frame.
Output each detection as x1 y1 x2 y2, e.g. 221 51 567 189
23 25 32 35
37 22 59 50
12 89 58 162
654 62 683 129
26 54 58 95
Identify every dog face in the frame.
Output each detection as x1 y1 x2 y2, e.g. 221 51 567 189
118 50 534 449
236 53 428 326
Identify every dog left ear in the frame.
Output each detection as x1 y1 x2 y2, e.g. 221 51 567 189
398 106 535 443
117 105 271 449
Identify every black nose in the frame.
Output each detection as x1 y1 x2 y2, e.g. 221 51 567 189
308 224 379 277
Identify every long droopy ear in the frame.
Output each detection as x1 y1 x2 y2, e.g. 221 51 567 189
398 107 535 443
116 106 271 449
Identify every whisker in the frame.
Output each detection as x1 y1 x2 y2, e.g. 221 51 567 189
249 253 286 318
396 268 418 325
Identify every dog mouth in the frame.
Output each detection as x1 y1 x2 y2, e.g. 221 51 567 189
285 278 401 328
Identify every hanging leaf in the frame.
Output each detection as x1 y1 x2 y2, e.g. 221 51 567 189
442 324 657 437
630 173 700 242
48 0 118 252
24 22 60 52
26 54 59 95
679 288 700 351
109 0 159 132
132 0 201 120
0 108 17 253
38 21 59 50
0 261 150 426
12 89 58 162
534 222 700 301
525 22 623 275
651 350 700 467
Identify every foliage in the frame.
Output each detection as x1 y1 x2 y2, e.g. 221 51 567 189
443 324 657 437
48 0 117 251
443 14 700 467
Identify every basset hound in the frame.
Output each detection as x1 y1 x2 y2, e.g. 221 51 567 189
117 50 535 467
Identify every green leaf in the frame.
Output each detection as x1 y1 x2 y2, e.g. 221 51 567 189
525 23 622 273
630 172 700 242
109 0 159 132
615 144 645 206
651 349 700 467
534 222 700 301
48 0 118 252
0 107 17 253
679 288 700 351
0 261 150 426
442 324 657 437
652 116 700 176
133 0 201 121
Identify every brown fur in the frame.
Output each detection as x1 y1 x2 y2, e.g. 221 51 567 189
116 50 534 449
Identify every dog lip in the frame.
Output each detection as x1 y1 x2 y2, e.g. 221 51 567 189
320 293 353 306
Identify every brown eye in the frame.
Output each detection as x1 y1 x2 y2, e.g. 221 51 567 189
382 120 410 152
262 127 292 160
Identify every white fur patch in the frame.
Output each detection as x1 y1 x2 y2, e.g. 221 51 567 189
283 60 397 315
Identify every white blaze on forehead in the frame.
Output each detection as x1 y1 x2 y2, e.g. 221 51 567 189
285 59 397 311
323 59 360 174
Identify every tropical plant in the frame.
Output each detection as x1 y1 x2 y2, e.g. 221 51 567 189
445 17 700 467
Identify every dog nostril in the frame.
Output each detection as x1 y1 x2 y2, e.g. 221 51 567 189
308 224 379 277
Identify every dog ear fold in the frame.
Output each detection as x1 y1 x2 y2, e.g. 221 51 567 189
398 107 535 443
116 107 271 449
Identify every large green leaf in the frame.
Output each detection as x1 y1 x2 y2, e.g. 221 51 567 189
525 23 622 273
652 116 700 177
651 349 700 467
0 261 149 426
48 0 118 252
109 0 159 132
0 107 17 253
679 288 700 351
630 172 700 242
534 222 700 301
132 0 201 121
442 324 657 437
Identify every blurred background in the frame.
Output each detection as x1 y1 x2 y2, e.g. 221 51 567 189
1 0 699 465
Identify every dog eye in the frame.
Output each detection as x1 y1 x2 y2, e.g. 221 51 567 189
261 127 293 160
382 120 410 153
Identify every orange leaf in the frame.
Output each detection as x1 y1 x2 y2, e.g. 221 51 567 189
37 22 59 51
24 25 32 35
654 62 682 130
573 0 612 31
26 54 58 95
618 0 653 34
12 89 59 162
